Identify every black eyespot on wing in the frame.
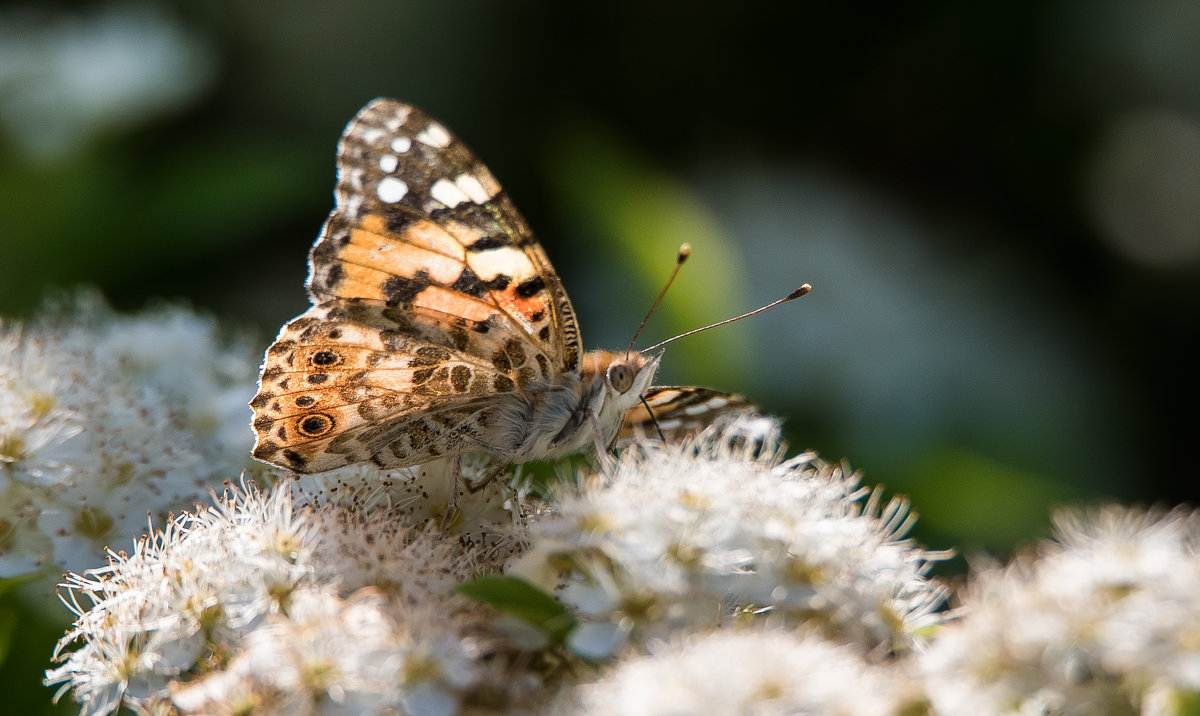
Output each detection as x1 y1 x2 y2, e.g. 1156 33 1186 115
297 413 334 437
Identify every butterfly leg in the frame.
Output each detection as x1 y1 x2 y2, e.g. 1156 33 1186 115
441 456 463 529
464 459 510 494
587 410 616 475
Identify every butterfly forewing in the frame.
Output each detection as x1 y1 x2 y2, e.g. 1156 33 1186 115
308 99 580 370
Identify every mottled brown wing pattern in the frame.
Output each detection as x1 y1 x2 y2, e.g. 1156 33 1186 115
251 300 544 473
619 387 756 444
308 98 581 371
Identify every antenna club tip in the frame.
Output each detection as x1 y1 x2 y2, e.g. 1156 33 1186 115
787 284 812 300
676 243 692 263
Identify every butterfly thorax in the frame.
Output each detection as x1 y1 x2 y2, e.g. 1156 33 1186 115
511 349 660 462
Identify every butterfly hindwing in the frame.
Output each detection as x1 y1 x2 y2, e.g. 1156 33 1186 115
251 299 548 473
307 98 581 371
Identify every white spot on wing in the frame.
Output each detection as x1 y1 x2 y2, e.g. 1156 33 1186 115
455 174 493 203
383 107 411 131
706 397 729 409
430 178 470 207
417 122 452 148
658 418 683 430
391 136 412 153
359 127 386 144
376 176 409 203
467 246 536 281
684 403 711 416
379 154 399 173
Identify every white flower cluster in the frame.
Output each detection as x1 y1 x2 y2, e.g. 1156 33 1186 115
46 410 948 715
26 300 1200 715
921 506 1200 715
46 478 512 716
0 294 259 576
513 418 949 658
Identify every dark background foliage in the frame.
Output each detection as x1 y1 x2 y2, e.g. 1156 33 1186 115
2 2 1198 712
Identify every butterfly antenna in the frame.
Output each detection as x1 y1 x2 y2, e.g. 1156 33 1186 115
639 395 669 442
642 284 812 353
626 244 691 356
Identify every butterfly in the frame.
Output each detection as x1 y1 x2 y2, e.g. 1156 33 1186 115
250 98 762 476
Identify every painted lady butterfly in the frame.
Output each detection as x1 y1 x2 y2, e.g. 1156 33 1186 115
250 99 775 475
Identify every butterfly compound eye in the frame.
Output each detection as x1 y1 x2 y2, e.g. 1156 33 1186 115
606 363 635 393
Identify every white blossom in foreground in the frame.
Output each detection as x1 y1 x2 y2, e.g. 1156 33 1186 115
0 294 259 575
513 416 949 658
46 471 526 716
170 586 479 716
921 506 1200 716
46 482 321 715
559 628 924 716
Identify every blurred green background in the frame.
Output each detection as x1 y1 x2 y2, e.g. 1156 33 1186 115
2 1 1199 711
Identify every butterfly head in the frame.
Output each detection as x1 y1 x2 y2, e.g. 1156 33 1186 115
582 349 662 415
